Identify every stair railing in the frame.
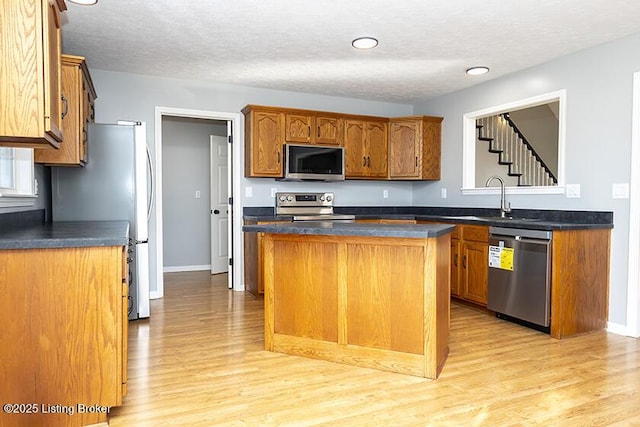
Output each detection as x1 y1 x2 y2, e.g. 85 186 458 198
476 114 558 186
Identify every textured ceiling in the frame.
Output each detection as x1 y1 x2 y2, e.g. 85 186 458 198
61 0 640 104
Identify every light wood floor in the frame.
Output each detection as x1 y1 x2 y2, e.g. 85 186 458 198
108 271 640 426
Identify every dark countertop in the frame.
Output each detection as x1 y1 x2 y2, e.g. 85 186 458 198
242 221 455 238
244 206 614 231
0 221 130 250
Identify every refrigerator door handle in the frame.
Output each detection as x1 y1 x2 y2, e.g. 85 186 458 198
147 145 154 221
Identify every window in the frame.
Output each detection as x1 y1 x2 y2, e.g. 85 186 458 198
462 90 566 195
0 147 36 207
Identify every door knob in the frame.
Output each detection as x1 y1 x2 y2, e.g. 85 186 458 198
213 209 220 214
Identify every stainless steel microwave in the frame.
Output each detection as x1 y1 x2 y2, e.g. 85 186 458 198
281 144 345 181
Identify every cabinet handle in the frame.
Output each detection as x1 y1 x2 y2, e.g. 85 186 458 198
367 156 371 167
415 156 418 167
277 151 280 164
308 127 311 137
363 156 367 167
317 128 320 138
61 95 69 119
454 254 458 267
463 255 467 269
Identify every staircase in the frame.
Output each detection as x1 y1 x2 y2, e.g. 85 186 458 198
476 114 557 186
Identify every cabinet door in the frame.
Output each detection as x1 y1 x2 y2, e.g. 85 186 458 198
344 120 367 177
462 240 488 305
0 0 64 148
365 121 388 178
314 116 342 145
389 120 421 179
451 238 461 297
121 248 129 399
421 117 443 180
35 55 96 166
285 114 312 143
246 110 284 177
44 0 63 144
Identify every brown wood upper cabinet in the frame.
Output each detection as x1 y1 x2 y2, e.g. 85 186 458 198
389 116 443 180
0 0 67 149
35 54 97 166
242 105 442 181
243 106 285 177
285 113 343 145
344 119 388 178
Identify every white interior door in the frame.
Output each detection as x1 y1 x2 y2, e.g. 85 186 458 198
226 121 233 290
210 135 229 274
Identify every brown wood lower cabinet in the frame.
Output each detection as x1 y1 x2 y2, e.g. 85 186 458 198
419 221 488 306
244 219 284 296
0 245 128 426
459 225 489 305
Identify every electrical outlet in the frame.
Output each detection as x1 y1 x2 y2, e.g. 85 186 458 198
245 186 253 198
195 190 201 199
383 189 389 199
566 184 581 198
441 188 447 199
612 183 629 199
34 178 38 196
271 188 277 197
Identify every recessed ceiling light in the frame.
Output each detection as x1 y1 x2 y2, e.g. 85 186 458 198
466 66 490 76
352 37 379 50
68 0 98 5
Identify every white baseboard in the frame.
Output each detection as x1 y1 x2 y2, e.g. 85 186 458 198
163 265 211 273
606 321 629 337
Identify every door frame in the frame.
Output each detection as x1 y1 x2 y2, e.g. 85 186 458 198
153 107 244 298
627 71 640 337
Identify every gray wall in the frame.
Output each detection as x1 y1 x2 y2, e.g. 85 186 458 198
88 70 413 295
162 116 226 270
413 32 640 327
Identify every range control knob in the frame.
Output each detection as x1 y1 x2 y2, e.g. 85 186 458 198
278 195 286 202
325 194 333 202
286 195 293 202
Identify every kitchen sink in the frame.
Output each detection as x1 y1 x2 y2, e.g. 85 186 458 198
479 216 540 222
439 215 540 222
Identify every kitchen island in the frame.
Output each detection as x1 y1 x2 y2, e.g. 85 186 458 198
242 221 455 379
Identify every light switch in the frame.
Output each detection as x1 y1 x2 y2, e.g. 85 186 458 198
245 186 253 198
271 187 277 197
383 189 389 199
566 184 581 198
441 188 447 199
195 190 201 199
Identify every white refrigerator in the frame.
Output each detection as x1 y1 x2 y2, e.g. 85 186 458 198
52 121 151 320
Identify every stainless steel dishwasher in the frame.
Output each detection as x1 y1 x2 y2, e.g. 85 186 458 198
488 227 552 331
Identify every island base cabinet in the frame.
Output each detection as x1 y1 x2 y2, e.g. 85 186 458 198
262 233 450 379
0 246 127 427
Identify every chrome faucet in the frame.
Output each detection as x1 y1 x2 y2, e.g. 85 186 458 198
485 175 511 218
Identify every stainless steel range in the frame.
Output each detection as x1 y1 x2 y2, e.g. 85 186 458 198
275 192 355 221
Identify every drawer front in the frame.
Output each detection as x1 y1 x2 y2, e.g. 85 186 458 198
461 225 488 242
